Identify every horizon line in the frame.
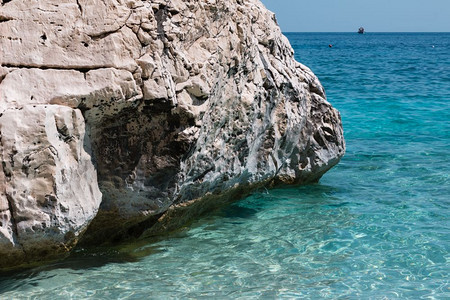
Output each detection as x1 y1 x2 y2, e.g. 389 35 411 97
282 31 450 33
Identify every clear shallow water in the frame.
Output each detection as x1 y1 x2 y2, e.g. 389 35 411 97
1 33 449 298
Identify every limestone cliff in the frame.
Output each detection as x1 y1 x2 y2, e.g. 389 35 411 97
0 0 345 268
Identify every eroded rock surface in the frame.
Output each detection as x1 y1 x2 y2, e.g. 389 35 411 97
0 105 101 268
0 0 344 268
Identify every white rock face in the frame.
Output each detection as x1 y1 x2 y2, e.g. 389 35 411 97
0 0 344 267
0 105 101 267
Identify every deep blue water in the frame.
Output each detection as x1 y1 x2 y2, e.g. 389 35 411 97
1 33 449 298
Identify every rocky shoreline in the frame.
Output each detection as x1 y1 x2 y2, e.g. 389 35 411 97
0 0 344 269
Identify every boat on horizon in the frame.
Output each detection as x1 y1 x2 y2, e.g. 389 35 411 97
358 27 365 34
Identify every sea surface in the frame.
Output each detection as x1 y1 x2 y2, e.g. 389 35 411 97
1 33 449 299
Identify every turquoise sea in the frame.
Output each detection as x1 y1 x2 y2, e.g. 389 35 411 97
1 33 449 298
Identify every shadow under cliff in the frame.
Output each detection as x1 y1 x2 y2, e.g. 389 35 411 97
0 182 350 295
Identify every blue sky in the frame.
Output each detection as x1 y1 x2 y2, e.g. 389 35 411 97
260 0 450 32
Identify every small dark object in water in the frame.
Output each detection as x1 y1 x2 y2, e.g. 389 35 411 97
358 27 365 34
328 44 333 48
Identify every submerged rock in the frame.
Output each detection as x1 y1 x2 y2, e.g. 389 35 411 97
0 0 344 268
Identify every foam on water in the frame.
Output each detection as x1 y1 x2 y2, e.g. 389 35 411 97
1 33 449 299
